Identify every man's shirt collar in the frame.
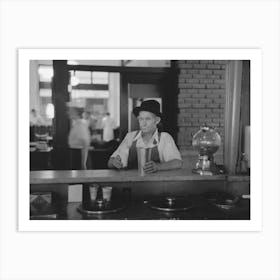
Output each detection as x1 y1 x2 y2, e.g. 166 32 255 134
134 129 159 146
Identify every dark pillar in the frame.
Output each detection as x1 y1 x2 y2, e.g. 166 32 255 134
162 61 179 142
52 60 70 169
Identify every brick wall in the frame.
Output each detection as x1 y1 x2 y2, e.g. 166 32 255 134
176 60 227 151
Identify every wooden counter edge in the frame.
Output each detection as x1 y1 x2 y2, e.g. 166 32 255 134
29 169 249 185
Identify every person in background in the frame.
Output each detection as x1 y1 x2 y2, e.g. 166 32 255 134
67 101 91 170
30 109 45 126
102 112 116 142
107 100 182 173
83 110 96 134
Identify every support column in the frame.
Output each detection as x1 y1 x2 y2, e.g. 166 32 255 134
224 61 243 174
52 60 70 169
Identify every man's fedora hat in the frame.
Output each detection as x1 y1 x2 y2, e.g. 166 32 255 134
133 100 162 118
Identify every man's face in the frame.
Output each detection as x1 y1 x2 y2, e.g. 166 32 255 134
137 111 160 134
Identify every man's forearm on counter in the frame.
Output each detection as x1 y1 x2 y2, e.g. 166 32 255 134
107 157 114 168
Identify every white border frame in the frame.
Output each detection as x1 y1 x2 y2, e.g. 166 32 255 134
19 49 262 232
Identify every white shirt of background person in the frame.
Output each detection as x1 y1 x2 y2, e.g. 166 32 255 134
102 113 116 142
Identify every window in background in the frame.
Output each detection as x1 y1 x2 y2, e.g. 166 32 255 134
38 65 53 82
92 71 109 84
68 70 111 135
38 65 53 126
75 71 91 84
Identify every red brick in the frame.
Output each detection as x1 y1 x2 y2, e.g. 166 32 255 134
178 93 193 99
199 109 211 113
214 79 225 84
179 127 187 132
199 118 210 123
179 89 187 94
191 117 201 122
213 70 225 75
187 60 200 63
200 79 214 84
200 99 212 104
192 122 201 127
206 113 219 118
206 84 220 89
186 79 199 83
188 108 200 113
214 60 227 64
183 122 193 127
209 93 221 98
177 121 185 126
178 83 187 89
180 64 193 69
193 104 206 108
207 64 221 69
200 70 212 74
198 89 212 94
213 98 224 104
192 74 207 79
200 60 213 64
179 84 192 89
192 113 206 118
194 64 207 69
187 70 200 74
207 122 219 127
212 118 222 123
206 104 219 108
180 74 193 78
192 93 206 98
178 98 186 104
213 108 224 113
212 89 225 95
192 84 205 89
179 113 192 117
183 98 197 103
178 103 191 108
186 89 199 94
208 75 221 79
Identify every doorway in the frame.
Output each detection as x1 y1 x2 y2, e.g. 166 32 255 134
120 68 177 140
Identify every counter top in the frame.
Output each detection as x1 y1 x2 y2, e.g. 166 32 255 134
30 169 249 185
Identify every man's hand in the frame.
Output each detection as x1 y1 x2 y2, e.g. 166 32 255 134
109 155 123 169
143 161 160 173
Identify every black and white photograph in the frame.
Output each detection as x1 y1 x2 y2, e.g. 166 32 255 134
1 1 279 280
22 52 258 229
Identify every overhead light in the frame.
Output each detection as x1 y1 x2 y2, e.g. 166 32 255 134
70 74 79 86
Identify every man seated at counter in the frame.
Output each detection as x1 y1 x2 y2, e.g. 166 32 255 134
108 99 182 173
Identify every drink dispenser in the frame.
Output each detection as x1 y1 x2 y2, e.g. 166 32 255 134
192 126 222 175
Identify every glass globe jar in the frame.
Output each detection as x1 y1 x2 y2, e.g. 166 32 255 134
192 126 221 156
